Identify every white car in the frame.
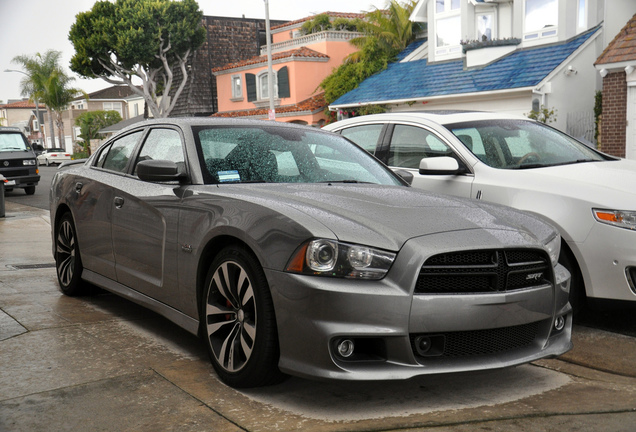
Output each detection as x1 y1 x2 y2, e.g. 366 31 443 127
324 111 636 311
37 148 71 166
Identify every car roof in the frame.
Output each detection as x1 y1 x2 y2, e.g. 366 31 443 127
115 116 319 137
329 111 532 127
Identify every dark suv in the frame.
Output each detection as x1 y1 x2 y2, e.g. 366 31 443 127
0 127 40 195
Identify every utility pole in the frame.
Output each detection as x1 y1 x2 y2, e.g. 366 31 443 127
264 0 275 120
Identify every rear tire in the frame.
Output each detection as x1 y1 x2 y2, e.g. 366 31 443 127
201 246 286 388
55 212 88 296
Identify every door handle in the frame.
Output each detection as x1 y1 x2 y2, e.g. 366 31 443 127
114 196 124 209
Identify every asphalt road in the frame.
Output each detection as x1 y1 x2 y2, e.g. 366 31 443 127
5 164 636 337
4 165 57 210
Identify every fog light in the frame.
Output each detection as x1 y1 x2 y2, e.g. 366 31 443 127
336 339 355 358
414 336 432 356
554 316 565 331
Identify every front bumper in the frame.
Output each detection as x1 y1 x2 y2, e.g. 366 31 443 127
267 230 572 381
573 221 636 302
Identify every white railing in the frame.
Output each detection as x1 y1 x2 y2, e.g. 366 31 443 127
261 31 362 55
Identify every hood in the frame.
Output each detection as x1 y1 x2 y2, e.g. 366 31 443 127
200 184 556 251
516 159 636 206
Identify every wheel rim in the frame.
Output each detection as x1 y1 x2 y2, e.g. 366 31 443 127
56 219 76 287
205 261 257 373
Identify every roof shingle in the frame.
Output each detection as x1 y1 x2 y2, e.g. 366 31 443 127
332 26 600 107
213 47 329 73
595 13 636 65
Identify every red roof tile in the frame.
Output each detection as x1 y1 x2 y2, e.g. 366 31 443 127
596 13 636 65
1 100 43 109
212 93 327 118
212 47 329 73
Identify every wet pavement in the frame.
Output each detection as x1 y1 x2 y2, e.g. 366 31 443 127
1 201 635 431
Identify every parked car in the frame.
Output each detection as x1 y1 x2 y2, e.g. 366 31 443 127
50 118 571 388
0 126 39 195
37 147 72 166
324 111 636 311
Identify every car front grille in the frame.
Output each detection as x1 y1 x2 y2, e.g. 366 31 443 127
410 321 540 358
415 249 551 294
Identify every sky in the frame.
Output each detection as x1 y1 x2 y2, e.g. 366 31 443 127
0 0 383 103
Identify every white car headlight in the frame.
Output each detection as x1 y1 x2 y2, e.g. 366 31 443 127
593 209 636 231
286 239 396 280
545 234 561 267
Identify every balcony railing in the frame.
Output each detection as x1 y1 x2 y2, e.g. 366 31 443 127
261 30 362 55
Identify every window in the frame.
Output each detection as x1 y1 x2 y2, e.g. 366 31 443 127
388 125 452 169
476 12 494 41
339 124 384 154
258 71 272 100
98 131 142 173
435 0 461 56
577 0 587 32
134 128 185 176
103 102 123 117
231 75 243 100
245 67 289 103
133 104 139 117
524 0 557 41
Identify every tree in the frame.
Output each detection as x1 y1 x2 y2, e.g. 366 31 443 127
75 110 122 156
69 0 206 118
320 1 424 107
12 50 82 147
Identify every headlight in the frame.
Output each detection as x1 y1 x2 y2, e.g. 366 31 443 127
593 209 636 231
545 234 561 267
286 239 396 280
23 159 36 166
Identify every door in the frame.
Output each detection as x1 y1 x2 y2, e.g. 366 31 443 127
626 86 636 160
386 124 474 198
110 127 186 307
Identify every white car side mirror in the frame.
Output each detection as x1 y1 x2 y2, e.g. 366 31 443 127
419 156 460 175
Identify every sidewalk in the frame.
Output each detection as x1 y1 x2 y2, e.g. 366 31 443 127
1 200 635 432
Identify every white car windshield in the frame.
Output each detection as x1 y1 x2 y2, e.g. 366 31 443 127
194 125 404 185
446 120 607 169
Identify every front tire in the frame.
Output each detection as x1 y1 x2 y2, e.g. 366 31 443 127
559 245 586 316
202 246 285 388
55 213 88 296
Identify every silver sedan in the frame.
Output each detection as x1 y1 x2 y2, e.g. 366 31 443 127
50 118 572 388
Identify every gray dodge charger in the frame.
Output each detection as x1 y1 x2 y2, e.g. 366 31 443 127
50 118 572 388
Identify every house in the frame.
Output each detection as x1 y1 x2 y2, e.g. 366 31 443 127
169 15 289 117
330 0 636 144
212 12 365 126
0 99 45 145
594 12 636 159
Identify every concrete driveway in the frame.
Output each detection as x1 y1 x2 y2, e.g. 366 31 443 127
1 201 635 431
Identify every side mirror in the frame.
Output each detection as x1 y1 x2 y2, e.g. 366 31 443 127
393 169 414 185
137 160 186 182
419 156 461 175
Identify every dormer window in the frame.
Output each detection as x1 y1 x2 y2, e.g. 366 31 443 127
524 0 558 41
435 0 461 57
476 12 495 41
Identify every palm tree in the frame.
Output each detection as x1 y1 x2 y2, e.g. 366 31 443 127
12 50 82 147
348 1 424 62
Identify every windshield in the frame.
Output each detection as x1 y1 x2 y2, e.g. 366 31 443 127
0 132 30 152
446 120 607 169
194 125 404 185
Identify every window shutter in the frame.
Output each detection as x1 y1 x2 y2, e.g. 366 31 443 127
246 73 256 102
277 66 290 99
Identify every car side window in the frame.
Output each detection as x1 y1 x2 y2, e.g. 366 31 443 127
134 128 185 176
101 131 143 173
388 125 452 169
339 124 383 154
